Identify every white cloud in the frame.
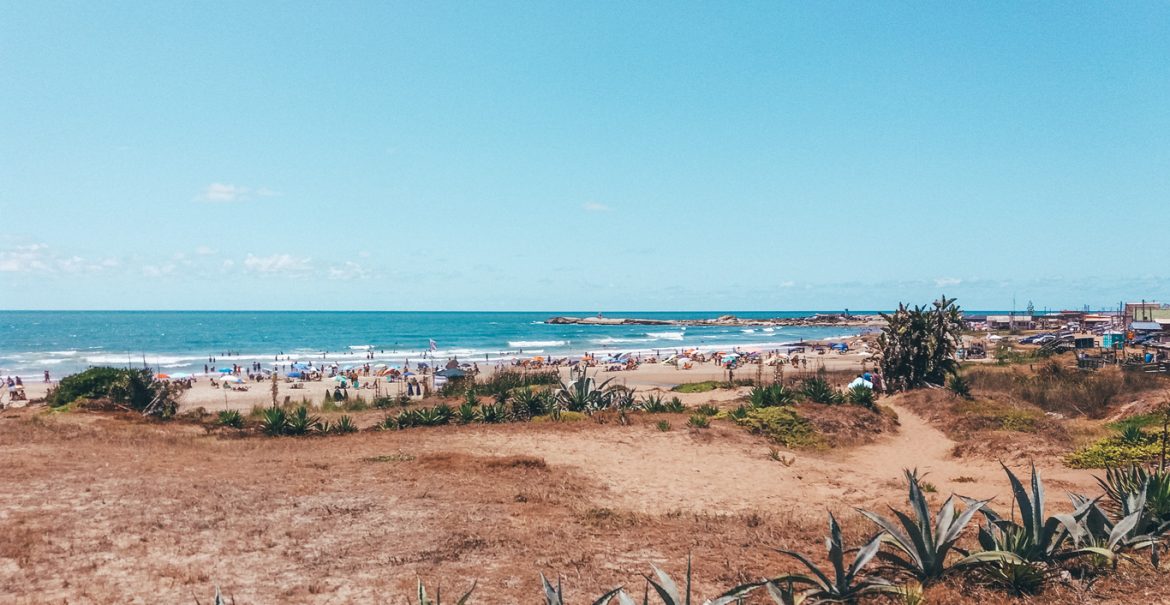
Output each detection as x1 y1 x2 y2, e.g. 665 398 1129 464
328 261 370 280
0 244 51 273
195 246 217 256
934 277 963 287
142 264 176 278
196 183 280 203
582 202 611 212
780 280 796 288
243 253 311 274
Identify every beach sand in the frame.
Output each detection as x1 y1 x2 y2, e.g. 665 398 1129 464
9 346 876 412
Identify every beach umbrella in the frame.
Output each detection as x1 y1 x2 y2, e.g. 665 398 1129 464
286 371 305 378
218 368 232 374
222 375 244 384
331 375 348 383
155 373 171 380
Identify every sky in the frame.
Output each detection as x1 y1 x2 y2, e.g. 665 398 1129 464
1 2 1168 311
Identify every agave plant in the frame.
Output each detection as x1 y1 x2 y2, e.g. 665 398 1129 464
1096 465 1170 536
640 393 668 413
858 468 992 583
799 378 842 405
971 462 1094 563
259 406 289 436
193 586 234 605
512 388 549 418
749 384 797 408
392 409 416 429
539 574 624 605
285 405 322 435
610 386 638 410
216 409 244 428
413 578 476 604
556 373 615 412
333 414 358 434
759 513 893 603
642 558 746 605
476 402 506 423
845 385 874 408
1067 487 1161 561
457 402 479 424
414 406 452 427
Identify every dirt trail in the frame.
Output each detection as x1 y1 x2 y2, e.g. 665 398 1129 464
423 402 1100 514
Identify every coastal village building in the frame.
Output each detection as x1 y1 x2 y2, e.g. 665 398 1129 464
985 315 1034 330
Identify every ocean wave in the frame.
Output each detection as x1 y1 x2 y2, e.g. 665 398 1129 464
741 329 756 334
646 331 685 340
348 345 372 351
507 340 567 348
590 337 648 345
84 354 207 365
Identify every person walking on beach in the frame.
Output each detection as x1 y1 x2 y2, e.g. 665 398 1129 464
44 370 50 383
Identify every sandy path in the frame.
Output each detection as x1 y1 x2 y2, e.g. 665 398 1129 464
410 402 1100 515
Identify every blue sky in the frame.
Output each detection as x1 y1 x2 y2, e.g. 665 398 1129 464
1 2 1167 311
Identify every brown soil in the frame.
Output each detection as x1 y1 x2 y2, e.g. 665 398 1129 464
0 402 1156 604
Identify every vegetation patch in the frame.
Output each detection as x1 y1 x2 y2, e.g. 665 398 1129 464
1065 432 1163 469
952 399 1044 433
734 406 819 448
361 453 416 463
671 379 752 393
965 362 1168 419
531 411 586 423
46 367 179 418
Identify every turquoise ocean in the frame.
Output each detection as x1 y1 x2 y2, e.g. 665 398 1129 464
0 311 877 379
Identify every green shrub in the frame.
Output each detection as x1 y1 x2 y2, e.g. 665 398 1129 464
656 420 671 432
372 396 395 409
639 393 668 413
734 406 818 448
216 409 244 428
687 414 710 428
675 378 757 391
332 415 358 434
345 396 369 412
965 364 1168 419
749 383 798 407
532 411 586 423
695 403 719 416
478 402 507 423
846 385 875 408
285 406 322 435
801 377 843 404
47 367 128 407
1065 433 1161 468
457 402 478 424
48 367 179 417
948 374 973 399
260 407 289 436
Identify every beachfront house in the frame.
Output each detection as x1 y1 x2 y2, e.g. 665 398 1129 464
985 315 1034 330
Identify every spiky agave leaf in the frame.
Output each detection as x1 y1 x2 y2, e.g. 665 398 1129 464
859 469 989 582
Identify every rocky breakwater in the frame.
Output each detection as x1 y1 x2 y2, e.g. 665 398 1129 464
546 314 885 327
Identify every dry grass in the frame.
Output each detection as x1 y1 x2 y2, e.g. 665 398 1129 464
0 405 1161 604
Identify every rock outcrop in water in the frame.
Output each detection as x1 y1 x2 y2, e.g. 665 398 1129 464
546 314 885 327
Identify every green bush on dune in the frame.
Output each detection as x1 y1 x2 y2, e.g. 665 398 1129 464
48 367 178 418
734 406 818 448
